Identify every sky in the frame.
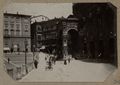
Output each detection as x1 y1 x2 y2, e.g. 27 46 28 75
3 3 73 19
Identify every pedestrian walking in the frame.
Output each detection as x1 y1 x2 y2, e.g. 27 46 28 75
48 59 52 69
8 58 10 63
17 47 20 55
68 55 72 63
68 57 70 63
50 54 54 64
34 59 38 69
53 55 56 64
64 55 67 65
45 56 47 61
11 48 13 53
64 60 67 65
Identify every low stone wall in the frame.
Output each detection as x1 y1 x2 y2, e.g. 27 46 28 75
4 58 35 80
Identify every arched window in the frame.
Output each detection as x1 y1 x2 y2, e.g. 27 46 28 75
37 25 42 32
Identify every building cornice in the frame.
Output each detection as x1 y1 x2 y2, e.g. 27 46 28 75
4 13 31 17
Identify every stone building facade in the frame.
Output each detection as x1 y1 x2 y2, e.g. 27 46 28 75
56 15 79 59
31 16 79 59
31 18 61 53
3 13 31 52
31 3 117 66
72 3 117 66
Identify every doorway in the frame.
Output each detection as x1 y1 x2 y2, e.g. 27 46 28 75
67 29 79 57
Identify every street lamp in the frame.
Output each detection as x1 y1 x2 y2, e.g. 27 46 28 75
24 38 28 74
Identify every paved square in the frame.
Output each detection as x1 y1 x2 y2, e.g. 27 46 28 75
19 52 116 82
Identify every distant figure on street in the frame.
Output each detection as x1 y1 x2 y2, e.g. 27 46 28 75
68 57 70 63
45 55 53 70
53 55 57 65
45 56 47 61
68 55 72 63
64 55 67 65
17 47 20 55
8 58 10 63
45 54 49 61
52 49 57 64
11 48 13 53
36 54 39 60
48 57 52 69
64 59 67 65
34 59 38 69
50 54 54 64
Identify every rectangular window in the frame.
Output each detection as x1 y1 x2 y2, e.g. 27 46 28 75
16 17 19 19
10 24 14 28
41 35 45 40
16 29 20 36
37 41 41 47
10 29 14 36
43 27 46 31
16 24 20 36
4 20 8 24
16 24 20 29
25 25 28 32
5 23 8 28
5 40 8 47
4 29 9 36
37 27 41 31
37 35 41 40
16 18 20 23
43 26 47 31
5 16 8 19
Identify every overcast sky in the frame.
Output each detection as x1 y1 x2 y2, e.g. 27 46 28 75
3 3 73 19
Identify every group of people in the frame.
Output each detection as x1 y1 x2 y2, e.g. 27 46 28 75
33 51 73 70
64 55 72 65
33 52 57 70
45 54 57 70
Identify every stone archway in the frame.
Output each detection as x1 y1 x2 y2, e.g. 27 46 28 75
67 29 79 57
62 27 79 58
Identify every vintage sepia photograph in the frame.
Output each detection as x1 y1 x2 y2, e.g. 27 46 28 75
3 3 117 82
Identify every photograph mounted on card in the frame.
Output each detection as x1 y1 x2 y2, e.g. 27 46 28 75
2 2 117 82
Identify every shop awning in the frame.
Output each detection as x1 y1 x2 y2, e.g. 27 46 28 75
3 47 10 51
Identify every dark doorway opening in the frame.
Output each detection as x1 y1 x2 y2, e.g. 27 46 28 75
89 41 95 59
109 38 117 66
67 29 79 57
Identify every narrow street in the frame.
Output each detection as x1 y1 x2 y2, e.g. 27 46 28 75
19 52 116 82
